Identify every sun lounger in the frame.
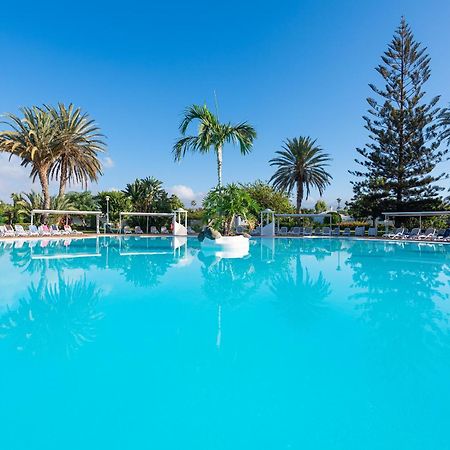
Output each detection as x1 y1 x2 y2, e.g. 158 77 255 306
64 225 82 235
150 226 159 234
14 225 28 236
28 225 39 236
250 226 261 236
4 224 16 237
331 227 340 236
368 227 377 237
50 224 63 235
355 226 365 237
289 226 302 236
437 229 450 241
343 228 351 236
403 228 420 239
322 227 331 236
278 226 288 235
123 226 133 234
313 228 322 236
383 227 403 238
135 226 143 234
161 226 170 234
303 227 313 236
417 228 436 240
38 225 51 236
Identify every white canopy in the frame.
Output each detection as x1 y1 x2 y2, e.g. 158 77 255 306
382 210 450 229
119 210 188 236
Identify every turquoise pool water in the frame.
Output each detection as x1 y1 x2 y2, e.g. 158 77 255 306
1 236 450 449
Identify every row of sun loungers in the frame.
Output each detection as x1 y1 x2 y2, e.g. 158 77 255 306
251 225 450 240
123 225 196 234
382 227 450 240
0 224 82 237
274 226 367 236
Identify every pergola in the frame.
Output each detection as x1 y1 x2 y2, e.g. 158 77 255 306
31 209 102 234
274 212 333 229
119 209 188 236
382 210 450 231
260 209 333 236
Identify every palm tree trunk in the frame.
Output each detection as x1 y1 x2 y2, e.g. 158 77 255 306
37 165 51 210
58 157 68 198
216 145 223 188
296 180 303 213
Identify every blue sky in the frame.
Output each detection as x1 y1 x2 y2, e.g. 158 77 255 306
1 0 449 208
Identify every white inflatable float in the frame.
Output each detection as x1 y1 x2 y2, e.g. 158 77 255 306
200 235 250 259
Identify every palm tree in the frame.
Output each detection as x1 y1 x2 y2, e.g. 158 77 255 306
269 137 332 212
46 103 105 198
0 107 57 209
173 104 256 187
122 177 164 212
14 190 74 222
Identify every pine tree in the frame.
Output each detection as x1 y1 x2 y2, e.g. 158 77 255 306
349 18 447 219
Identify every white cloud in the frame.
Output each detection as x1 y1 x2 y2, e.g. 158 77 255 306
103 156 114 168
0 154 35 201
168 184 204 207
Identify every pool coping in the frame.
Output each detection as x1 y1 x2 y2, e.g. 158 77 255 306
1 233 450 245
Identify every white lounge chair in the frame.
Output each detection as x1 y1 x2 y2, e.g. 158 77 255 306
64 225 82 235
4 224 16 237
161 226 170 234
14 225 28 236
135 226 143 234
123 226 133 234
383 227 403 238
331 227 340 236
417 228 436 240
150 226 159 234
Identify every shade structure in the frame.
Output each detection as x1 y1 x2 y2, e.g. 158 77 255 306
382 210 450 231
119 211 187 236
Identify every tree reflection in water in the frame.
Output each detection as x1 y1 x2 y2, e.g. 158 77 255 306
269 241 332 326
345 240 450 364
0 276 103 358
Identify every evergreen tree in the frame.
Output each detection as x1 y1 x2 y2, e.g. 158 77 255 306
349 18 447 219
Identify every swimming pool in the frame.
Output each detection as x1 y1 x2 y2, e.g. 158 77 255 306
1 236 449 449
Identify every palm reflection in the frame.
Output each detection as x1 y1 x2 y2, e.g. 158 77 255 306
0 276 103 358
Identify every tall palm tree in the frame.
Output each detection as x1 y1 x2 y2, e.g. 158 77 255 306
269 137 332 212
0 107 57 209
46 103 105 198
173 104 256 187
